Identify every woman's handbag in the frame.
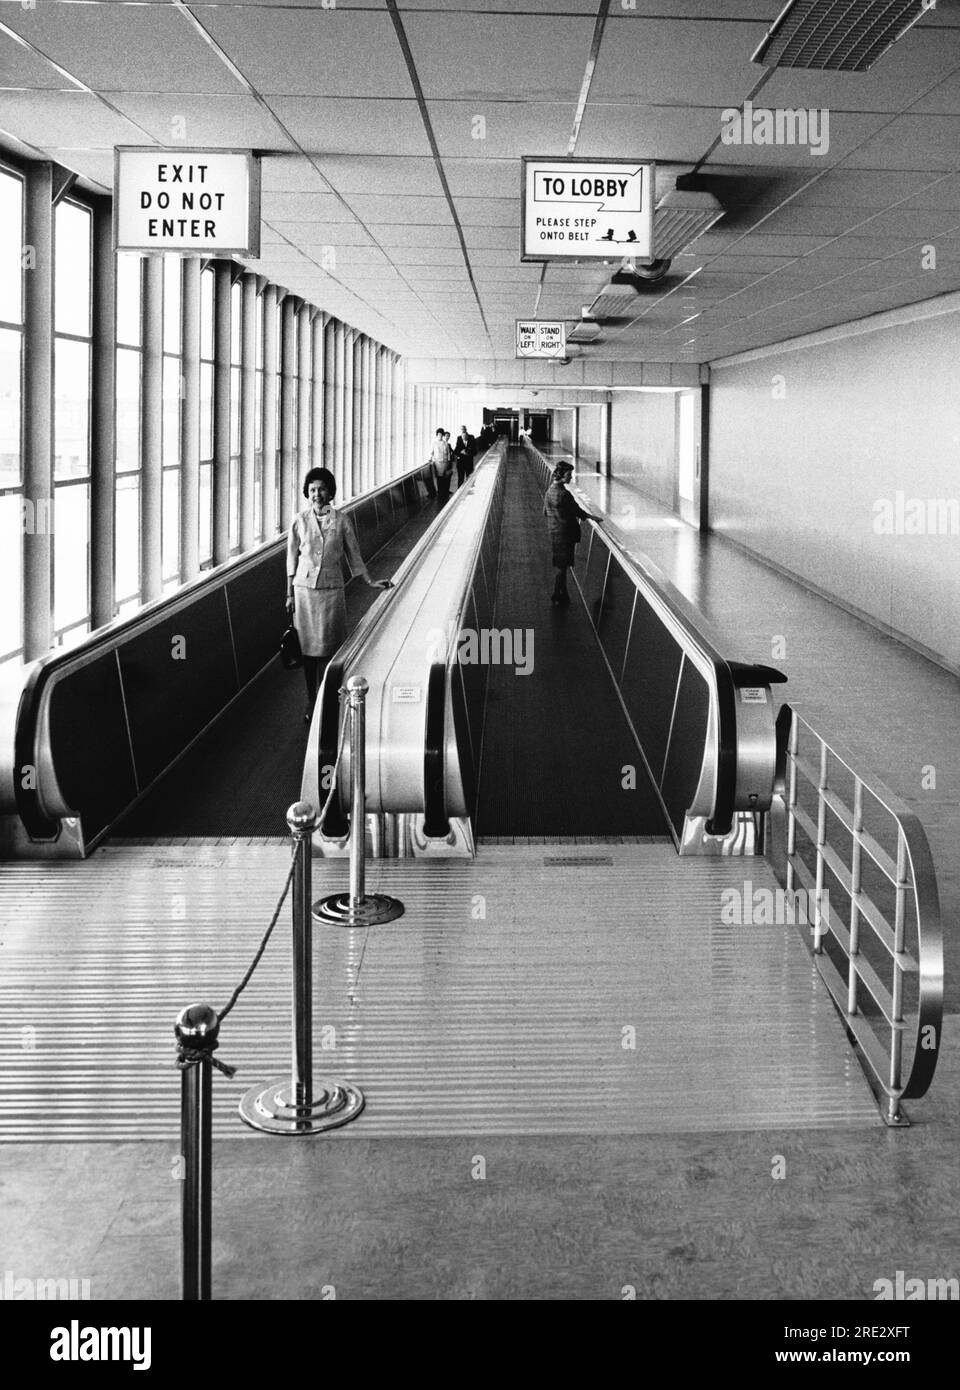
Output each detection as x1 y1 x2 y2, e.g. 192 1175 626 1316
280 624 303 670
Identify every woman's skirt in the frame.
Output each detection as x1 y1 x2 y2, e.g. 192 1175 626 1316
293 584 347 658
551 541 576 569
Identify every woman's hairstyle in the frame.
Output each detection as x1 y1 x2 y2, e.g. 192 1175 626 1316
302 467 337 500
552 461 574 482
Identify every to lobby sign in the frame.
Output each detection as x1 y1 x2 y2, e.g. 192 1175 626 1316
521 158 654 262
516 320 566 358
114 148 261 255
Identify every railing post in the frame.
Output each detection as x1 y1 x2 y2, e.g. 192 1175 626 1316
888 830 908 1123
848 779 863 1016
174 1003 218 1301
314 676 405 927
813 740 828 954
785 711 798 895
238 801 365 1134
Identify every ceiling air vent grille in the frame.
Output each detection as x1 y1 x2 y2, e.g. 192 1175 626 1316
752 0 929 72
567 318 602 344
586 289 641 321
654 191 724 259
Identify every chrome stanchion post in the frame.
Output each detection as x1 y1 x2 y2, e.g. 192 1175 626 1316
314 675 405 927
239 801 365 1135
175 1003 217 1301
349 677 367 908
289 801 315 1112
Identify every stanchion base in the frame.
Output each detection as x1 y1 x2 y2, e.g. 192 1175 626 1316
312 892 405 926
238 1079 365 1135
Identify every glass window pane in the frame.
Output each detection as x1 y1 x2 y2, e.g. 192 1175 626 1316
229 455 238 550
199 462 212 563
230 364 240 456
162 468 179 581
200 269 214 361
55 202 91 338
254 369 262 447
115 347 140 473
0 491 22 656
54 338 89 480
254 449 263 542
163 356 180 469
0 326 21 487
0 169 23 326
116 255 142 347
115 472 140 603
255 294 263 370
54 483 89 631
231 280 241 364
163 255 181 355
199 361 213 460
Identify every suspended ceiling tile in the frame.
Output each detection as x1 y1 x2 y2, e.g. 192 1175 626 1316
110 93 293 149
852 208 960 240
200 9 411 99
797 169 942 209
314 155 444 197
0 4 243 95
371 224 461 247
0 89 145 146
266 221 375 247
461 225 521 249
843 114 960 170
592 18 771 106
399 0 602 11
0 30 79 91
442 159 521 198
759 204 885 237
341 194 454 224
575 103 724 162
270 97 429 156
427 100 575 159
264 192 345 221
454 197 521 227
404 13 595 101
389 247 467 265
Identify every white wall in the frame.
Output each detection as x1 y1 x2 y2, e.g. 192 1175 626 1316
709 302 960 671
609 392 677 507
579 404 602 464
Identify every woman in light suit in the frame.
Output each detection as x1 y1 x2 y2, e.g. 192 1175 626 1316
286 467 392 720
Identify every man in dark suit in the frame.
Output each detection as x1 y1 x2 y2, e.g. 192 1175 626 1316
453 426 477 488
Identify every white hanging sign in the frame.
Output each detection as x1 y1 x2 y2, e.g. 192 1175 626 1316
516 320 567 358
521 158 654 261
114 147 261 256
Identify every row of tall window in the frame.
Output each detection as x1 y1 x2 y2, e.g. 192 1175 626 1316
0 154 460 668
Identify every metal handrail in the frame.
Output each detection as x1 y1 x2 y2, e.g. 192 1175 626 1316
781 705 943 1123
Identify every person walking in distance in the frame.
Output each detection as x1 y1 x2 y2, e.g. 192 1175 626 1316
286 467 393 722
542 460 593 605
430 427 454 505
453 425 477 488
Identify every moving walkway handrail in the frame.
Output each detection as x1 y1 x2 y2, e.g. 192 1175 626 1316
315 440 505 837
521 440 784 839
6 461 434 848
423 445 506 838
